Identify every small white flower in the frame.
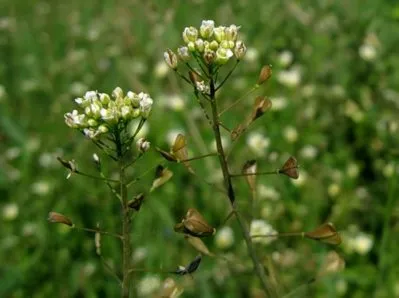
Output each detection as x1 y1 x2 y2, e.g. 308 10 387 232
283 126 298 143
278 50 293 67
31 180 51 196
292 170 307 187
327 183 341 197
277 68 301 88
247 132 270 156
382 163 395 178
195 81 210 94
136 137 150 153
139 93 153 118
300 145 318 159
353 233 373 255
182 26 198 44
137 275 161 297
133 246 148 263
359 44 377 61
177 46 190 61
154 60 169 78
84 90 98 101
347 163 360 178
165 94 185 111
271 96 288 111
2 203 19 221
215 226 234 249
250 219 277 244
258 185 280 200
244 48 259 62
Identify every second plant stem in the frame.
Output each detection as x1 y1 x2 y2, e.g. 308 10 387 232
208 76 277 298
116 133 132 298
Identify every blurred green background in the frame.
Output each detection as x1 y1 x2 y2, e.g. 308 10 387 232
1 0 399 297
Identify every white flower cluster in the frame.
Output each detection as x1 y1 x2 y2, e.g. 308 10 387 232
64 87 153 139
164 20 247 68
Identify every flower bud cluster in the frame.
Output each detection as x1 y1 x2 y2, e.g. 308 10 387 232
64 87 153 139
164 20 246 68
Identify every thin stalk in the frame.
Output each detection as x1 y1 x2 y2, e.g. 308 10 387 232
75 170 119 183
115 132 132 298
73 226 123 240
230 170 277 177
207 73 276 297
180 152 218 162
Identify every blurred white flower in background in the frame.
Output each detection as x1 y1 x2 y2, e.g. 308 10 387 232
343 228 374 255
300 145 318 160
327 183 341 197
215 226 235 249
70 82 89 96
277 67 301 88
250 219 277 244
163 94 185 111
291 170 307 187
283 126 298 143
2 203 19 221
271 96 288 111
382 163 395 178
133 246 148 263
258 184 280 201
154 60 169 78
137 275 161 297
278 50 293 67
31 180 51 196
243 47 259 62
5 147 21 160
336 279 348 296
359 44 377 61
347 162 360 178
247 132 270 156
301 84 316 97
166 129 185 146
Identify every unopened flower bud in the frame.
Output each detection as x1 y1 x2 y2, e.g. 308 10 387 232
48 211 73 227
209 40 219 51
112 87 123 99
164 49 178 69
187 41 196 52
214 26 226 42
136 137 150 153
225 24 239 41
257 65 272 85
203 50 216 65
234 40 247 60
182 26 198 44
177 46 190 62
99 93 110 105
195 39 205 52
215 47 234 65
200 20 215 39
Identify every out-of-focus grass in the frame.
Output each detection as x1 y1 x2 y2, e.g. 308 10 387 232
1 0 399 297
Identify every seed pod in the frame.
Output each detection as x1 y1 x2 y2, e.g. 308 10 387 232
150 165 173 192
250 96 272 122
184 235 214 257
172 134 194 173
48 211 73 227
182 208 216 237
278 156 299 179
128 193 145 211
305 223 342 245
242 160 257 191
173 255 202 275
257 65 272 85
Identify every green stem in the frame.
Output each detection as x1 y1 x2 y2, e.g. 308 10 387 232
116 132 132 298
207 72 276 297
